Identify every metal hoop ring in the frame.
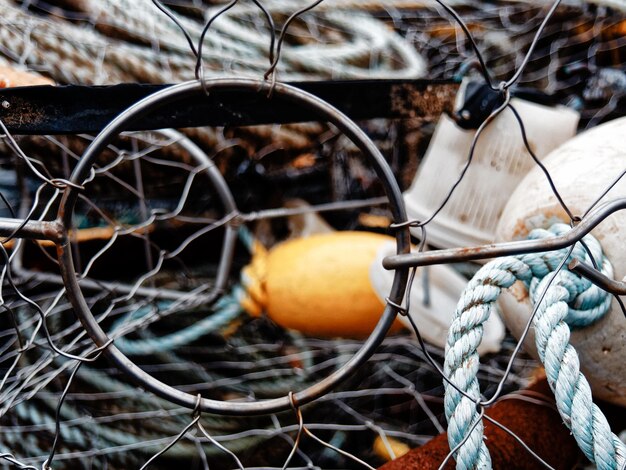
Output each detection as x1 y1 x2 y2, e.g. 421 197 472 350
56 78 411 416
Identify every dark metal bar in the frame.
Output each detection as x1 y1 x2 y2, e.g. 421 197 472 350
0 80 459 135
569 259 626 295
383 198 626 270
0 218 63 242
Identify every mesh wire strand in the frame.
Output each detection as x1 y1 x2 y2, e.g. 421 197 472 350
0 0 624 469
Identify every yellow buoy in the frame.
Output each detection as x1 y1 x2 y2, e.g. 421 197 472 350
240 231 403 338
373 435 411 461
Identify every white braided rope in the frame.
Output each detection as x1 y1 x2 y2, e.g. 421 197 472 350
0 0 426 84
533 274 626 470
74 0 271 62
444 226 626 470
0 0 191 83
204 1 426 79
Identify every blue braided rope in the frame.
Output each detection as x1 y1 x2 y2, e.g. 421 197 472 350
444 223 626 470
113 292 242 355
112 226 257 355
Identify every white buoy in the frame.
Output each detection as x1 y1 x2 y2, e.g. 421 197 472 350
495 117 626 406
370 241 505 355
403 94 579 249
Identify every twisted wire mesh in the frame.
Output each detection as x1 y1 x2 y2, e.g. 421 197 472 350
0 0 623 469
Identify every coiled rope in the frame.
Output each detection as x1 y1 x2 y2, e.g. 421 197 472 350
0 0 425 84
444 223 626 470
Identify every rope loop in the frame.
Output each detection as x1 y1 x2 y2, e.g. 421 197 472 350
443 223 625 470
522 223 612 328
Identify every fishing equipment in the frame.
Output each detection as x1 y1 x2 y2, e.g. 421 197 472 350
385 119 626 469
240 231 404 339
370 239 505 354
496 116 626 405
440 223 626 470
379 376 582 470
240 230 504 349
403 80 580 249
52 77 411 416
1 0 626 468
0 0 427 84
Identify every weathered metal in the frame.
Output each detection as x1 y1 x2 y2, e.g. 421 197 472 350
55 77 412 416
377 377 582 470
383 198 626 269
0 79 459 134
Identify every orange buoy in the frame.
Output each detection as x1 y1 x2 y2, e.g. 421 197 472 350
240 231 403 338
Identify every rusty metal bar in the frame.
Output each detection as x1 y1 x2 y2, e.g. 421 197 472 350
569 259 626 295
383 198 626 270
0 80 459 134
0 218 63 242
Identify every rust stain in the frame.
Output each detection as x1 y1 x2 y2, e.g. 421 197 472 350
509 207 570 240
0 66 54 129
2 95 52 130
509 281 529 302
390 83 457 120
378 377 581 470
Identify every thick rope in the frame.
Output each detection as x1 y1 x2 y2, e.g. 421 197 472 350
0 0 425 84
444 223 626 470
112 294 242 355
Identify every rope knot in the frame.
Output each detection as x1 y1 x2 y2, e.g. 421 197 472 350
443 222 624 470
524 223 613 328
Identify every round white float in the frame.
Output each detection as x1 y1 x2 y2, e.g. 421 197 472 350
495 117 626 406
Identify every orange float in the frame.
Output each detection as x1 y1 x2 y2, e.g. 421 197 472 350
240 231 403 338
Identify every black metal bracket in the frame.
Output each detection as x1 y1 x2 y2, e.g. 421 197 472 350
0 79 459 135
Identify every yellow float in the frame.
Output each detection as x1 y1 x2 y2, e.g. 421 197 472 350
239 228 504 351
239 231 404 338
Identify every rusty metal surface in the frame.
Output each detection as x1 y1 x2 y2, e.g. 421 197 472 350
390 81 458 119
383 198 626 269
0 79 459 135
0 218 63 242
569 259 626 295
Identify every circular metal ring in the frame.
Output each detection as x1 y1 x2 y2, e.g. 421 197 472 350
57 78 411 416
152 128 238 295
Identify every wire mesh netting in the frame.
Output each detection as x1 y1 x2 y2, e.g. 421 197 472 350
0 0 624 469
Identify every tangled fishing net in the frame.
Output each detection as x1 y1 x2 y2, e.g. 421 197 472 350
0 0 624 469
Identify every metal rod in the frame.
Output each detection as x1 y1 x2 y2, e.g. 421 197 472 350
0 80 458 134
383 198 626 270
15 267 217 302
238 197 388 222
0 218 63 242
569 259 626 295
55 78 411 416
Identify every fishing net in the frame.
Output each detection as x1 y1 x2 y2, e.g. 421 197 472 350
0 0 624 469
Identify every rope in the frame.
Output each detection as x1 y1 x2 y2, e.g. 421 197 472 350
111 226 256 356
112 295 242 356
4 305 288 465
0 0 425 84
443 223 626 470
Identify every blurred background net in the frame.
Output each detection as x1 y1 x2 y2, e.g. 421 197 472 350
0 0 624 469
